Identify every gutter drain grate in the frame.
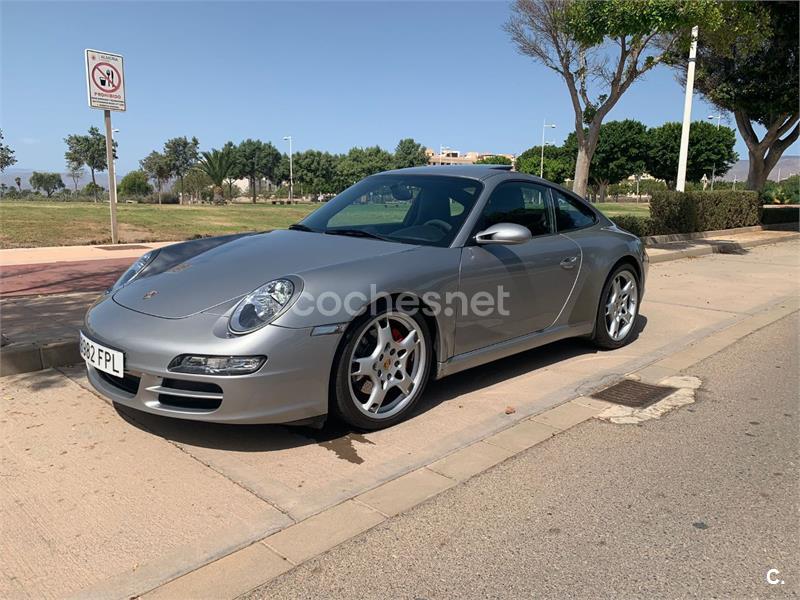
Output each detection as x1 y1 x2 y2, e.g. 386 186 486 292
591 379 678 408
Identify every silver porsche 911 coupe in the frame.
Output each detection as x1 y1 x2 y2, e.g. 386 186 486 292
82 165 647 430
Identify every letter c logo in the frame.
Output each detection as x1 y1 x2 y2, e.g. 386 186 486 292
767 569 783 585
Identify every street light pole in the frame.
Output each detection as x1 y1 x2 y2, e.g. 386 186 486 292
707 114 721 190
540 119 556 178
283 136 293 202
676 25 699 192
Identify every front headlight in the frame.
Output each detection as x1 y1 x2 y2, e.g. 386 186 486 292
109 250 158 293
229 278 295 333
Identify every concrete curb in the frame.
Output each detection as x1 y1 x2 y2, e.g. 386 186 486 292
138 297 799 600
646 231 798 264
642 222 797 245
1 233 797 378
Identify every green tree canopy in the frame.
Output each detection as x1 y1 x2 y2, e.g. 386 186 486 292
505 0 722 197
393 138 429 169
198 148 236 203
646 121 738 189
163 136 200 203
236 139 281 202
516 143 574 184
587 119 649 200
118 170 152 197
0 129 17 174
337 146 394 187
293 150 341 195
474 155 513 165
64 126 116 201
29 172 65 197
139 151 172 204
667 1 798 191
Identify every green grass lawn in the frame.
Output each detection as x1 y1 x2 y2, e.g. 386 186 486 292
0 200 650 248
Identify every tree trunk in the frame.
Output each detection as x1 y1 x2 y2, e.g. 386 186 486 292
251 177 257 203
157 181 162 206
90 168 97 202
179 175 184 205
572 146 591 198
734 109 800 193
598 182 608 203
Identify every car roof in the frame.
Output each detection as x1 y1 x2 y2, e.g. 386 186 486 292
381 164 524 181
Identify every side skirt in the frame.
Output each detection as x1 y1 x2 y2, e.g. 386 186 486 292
434 321 594 380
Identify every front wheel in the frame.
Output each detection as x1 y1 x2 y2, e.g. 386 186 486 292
332 308 432 430
593 265 640 349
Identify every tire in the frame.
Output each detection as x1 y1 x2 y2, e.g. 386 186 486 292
593 264 640 350
332 306 432 430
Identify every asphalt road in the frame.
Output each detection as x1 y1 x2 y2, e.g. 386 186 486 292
246 312 799 599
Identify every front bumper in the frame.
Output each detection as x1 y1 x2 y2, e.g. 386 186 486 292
84 296 342 424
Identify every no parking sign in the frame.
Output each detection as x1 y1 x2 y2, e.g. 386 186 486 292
85 49 126 111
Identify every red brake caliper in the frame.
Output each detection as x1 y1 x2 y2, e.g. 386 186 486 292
391 327 403 342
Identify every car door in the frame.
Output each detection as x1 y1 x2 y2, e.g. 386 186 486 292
454 180 581 355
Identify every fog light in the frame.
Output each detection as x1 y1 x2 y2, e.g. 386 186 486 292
168 355 266 375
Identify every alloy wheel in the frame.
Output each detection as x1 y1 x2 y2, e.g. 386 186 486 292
348 312 427 419
605 270 638 342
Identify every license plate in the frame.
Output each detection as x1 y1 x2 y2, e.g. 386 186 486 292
80 332 124 378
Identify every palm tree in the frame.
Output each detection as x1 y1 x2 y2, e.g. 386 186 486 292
14 176 21 191
198 148 234 204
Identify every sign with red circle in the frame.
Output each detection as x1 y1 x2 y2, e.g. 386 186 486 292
85 49 126 112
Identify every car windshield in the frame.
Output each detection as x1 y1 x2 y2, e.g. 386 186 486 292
298 175 483 247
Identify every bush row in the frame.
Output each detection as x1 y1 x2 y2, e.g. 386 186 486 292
612 190 769 238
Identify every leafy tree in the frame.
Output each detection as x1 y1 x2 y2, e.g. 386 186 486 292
29 172 65 198
475 155 513 165
667 1 798 191
198 148 236 203
221 141 242 198
64 127 116 201
516 143 574 184
393 138 429 169
66 161 84 192
293 150 341 195
139 151 172 205
505 0 720 197
236 139 281 202
83 182 104 197
337 146 394 186
0 129 17 175
172 168 212 203
587 119 649 201
646 121 738 189
163 136 200 203
118 170 152 197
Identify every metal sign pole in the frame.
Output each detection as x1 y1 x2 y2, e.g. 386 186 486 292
104 109 119 244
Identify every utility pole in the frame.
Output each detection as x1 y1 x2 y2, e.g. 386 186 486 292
283 136 293 201
676 26 699 192
540 120 556 178
707 113 721 190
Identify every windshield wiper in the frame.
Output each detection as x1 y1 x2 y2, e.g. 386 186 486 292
288 223 318 232
324 228 389 241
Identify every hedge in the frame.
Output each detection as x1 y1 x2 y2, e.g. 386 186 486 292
649 190 761 234
610 215 654 237
761 205 800 225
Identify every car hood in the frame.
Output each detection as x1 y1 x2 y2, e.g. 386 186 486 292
113 230 415 319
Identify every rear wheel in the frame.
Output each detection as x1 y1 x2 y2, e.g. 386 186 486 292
593 265 639 349
332 308 432 430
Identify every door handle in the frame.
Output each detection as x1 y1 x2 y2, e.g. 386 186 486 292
560 256 578 269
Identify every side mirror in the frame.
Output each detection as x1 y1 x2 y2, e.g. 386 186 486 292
475 223 532 245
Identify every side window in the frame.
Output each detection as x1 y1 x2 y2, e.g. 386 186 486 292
478 181 552 237
553 191 597 231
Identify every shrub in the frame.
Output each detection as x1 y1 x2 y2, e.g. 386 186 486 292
761 205 800 225
650 190 761 234
611 215 653 237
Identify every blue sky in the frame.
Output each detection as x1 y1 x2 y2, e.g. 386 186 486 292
2 1 795 174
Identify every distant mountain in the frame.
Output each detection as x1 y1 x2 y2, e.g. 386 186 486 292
719 155 800 182
0 168 113 190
